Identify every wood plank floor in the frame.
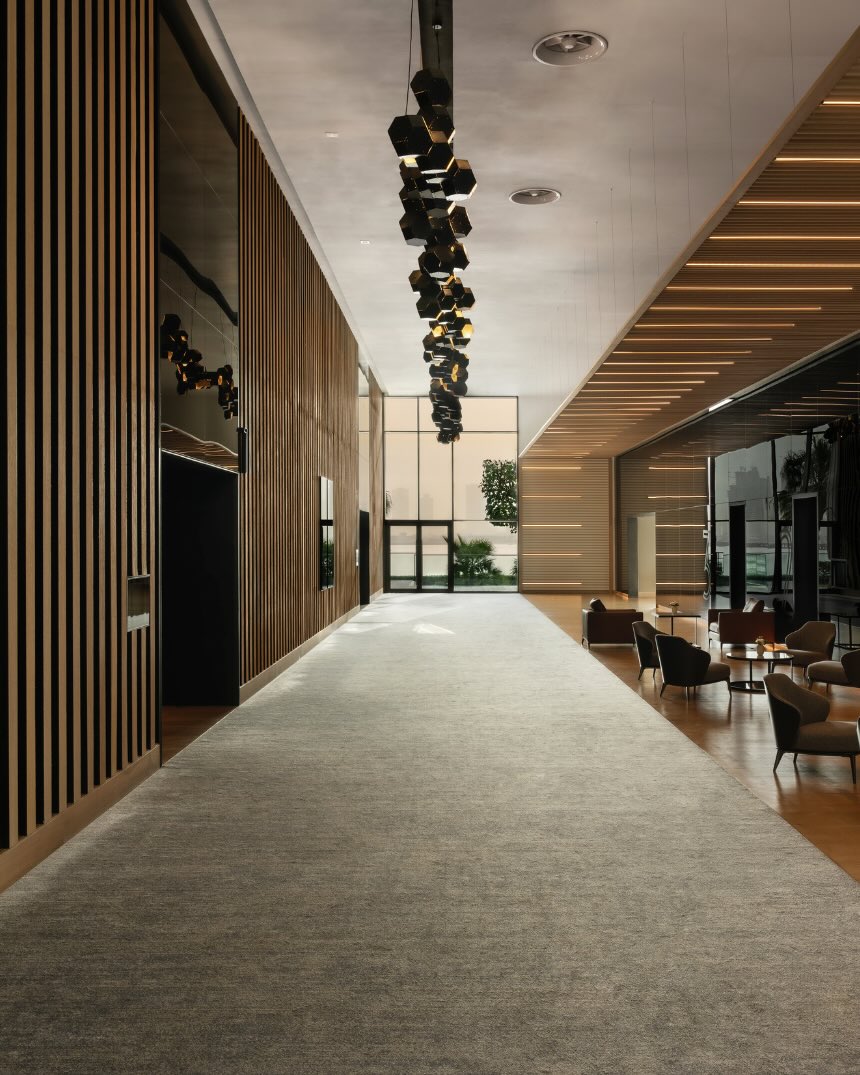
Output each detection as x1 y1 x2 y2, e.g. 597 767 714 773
526 593 860 883
161 706 234 763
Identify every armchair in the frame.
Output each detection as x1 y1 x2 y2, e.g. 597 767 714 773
656 634 731 699
763 672 860 783
806 648 860 690
581 599 643 648
784 621 836 673
632 621 665 680
707 599 775 651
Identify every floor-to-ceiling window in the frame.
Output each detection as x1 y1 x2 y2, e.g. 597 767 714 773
383 397 518 592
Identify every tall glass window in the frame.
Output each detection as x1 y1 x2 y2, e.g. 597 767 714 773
384 397 518 591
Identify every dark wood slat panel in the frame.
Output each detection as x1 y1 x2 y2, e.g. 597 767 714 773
238 116 360 684
1 0 156 862
4 0 20 848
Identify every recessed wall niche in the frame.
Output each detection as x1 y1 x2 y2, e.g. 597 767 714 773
158 11 239 463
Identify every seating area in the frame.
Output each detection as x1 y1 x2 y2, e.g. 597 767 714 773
529 592 860 882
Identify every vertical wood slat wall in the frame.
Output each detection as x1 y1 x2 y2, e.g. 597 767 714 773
519 458 612 592
368 371 384 596
1 0 157 853
238 116 360 685
616 458 708 595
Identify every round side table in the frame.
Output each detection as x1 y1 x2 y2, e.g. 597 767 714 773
725 647 794 693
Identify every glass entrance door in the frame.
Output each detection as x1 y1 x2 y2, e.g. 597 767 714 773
385 522 453 592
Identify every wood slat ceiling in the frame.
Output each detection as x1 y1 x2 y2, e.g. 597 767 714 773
526 30 860 462
623 331 860 462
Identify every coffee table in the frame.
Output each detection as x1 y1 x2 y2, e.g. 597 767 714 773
654 609 701 644
725 647 794 693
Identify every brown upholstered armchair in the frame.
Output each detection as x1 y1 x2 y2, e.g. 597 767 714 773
763 672 860 783
707 599 775 651
784 621 836 673
632 621 665 680
807 648 860 690
655 634 731 699
581 599 643 648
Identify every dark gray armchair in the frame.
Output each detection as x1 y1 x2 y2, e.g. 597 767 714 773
763 672 860 783
632 621 664 680
807 648 860 690
655 634 731 699
784 621 836 672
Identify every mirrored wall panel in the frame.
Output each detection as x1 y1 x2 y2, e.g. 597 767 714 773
158 14 239 464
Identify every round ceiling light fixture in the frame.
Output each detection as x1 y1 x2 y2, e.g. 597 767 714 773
509 188 561 206
532 31 608 67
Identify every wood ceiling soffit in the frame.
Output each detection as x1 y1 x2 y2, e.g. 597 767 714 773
526 28 860 461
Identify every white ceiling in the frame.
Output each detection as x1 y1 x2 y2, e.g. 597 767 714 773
202 0 860 448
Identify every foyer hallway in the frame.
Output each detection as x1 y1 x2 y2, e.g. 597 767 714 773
0 595 857 1074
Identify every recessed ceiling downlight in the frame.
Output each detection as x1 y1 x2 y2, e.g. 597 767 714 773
532 31 608 67
510 188 561 205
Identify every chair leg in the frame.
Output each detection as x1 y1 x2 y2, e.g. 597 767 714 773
638 667 643 680
652 667 657 681
660 683 666 697
773 750 785 773
793 753 798 768
851 755 857 785
685 686 690 700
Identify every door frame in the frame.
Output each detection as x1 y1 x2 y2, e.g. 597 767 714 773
383 520 454 593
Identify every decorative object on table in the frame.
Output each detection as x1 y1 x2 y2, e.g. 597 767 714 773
755 636 766 657
669 601 680 612
764 673 860 783
159 313 238 420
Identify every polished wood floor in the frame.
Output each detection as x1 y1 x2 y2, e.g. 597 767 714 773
527 593 860 883
161 706 234 763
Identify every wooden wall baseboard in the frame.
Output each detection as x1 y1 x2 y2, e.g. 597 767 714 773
238 605 361 704
0 748 161 896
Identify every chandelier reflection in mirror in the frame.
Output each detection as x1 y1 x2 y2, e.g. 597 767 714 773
389 67 476 443
160 313 238 420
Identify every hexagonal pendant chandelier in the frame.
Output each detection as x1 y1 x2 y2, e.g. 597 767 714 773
388 63 477 443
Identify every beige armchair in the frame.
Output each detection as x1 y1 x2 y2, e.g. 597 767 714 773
764 672 860 783
807 648 860 690
784 621 836 672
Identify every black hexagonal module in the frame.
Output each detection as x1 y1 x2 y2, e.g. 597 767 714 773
410 68 452 110
419 104 455 141
419 243 469 278
388 114 433 160
448 206 471 239
415 140 454 176
441 160 477 202
399 210 436 247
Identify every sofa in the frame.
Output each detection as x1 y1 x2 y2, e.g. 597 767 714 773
707 599 775 650
581 598 643 648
